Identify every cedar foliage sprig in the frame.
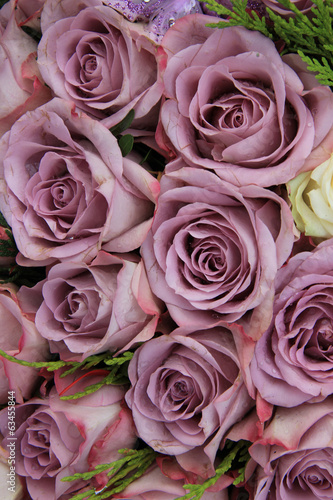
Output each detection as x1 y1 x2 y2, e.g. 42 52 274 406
62 448 157 500
202 0 333 85
174 440 251 500
0 349 133 399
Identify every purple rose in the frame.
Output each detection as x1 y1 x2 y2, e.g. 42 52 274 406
33 251 161 360
0 369 136 500
125 322 254 477
0 98 159 266
158 17 333 187
251 239 333 407
38 5 163 130
141 162 295 329
250 397 333 499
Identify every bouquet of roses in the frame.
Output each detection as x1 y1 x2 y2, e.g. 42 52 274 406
0 0 333 498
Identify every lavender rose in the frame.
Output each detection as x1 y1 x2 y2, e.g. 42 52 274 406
141 162 295 328
125 322 254 477
0 370 136 500
251 239 333 407
0 283 49 404
33 251 161 360
38 4 163 129
159 17 333 187
250 397 333 499
0 98 159 266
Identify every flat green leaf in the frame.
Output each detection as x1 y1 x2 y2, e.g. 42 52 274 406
110 110 135 137
118 134 134 157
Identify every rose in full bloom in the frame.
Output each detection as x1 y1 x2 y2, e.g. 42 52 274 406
251 239 333 407
0 0 51 138
141 162 295 328
0 369 136 500
38 4 163 130
0 98 159 266
288 152 333 239
250 397 333 499
0 283 49 404
125 322 254 477
158 17 333 187
33 251 161 360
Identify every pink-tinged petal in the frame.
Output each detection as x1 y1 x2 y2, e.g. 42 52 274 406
0 283 49 404
249 397 333 499
0 4 51 137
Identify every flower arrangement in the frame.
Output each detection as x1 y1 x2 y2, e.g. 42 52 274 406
0 0 332 499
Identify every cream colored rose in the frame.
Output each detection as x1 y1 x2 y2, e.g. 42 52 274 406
288 154 333 238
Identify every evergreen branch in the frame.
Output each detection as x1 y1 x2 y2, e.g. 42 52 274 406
0 349 70 371
0 349 133 386
62 448 157 500
174 440 251 500
203 0 333 84
298 51 333 86
59 367 127 400
202 0 273 38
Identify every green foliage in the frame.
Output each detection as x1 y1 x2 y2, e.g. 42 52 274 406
118 134 134 157
60 352 133 400
110 110 135 156
0 349 133 399
109 110 135 136
174 440 251 500
203 0 272 37
202 0 333 86
62 447 157 500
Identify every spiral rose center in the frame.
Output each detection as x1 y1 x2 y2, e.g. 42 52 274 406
170 379 192 401
83 55 98 75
